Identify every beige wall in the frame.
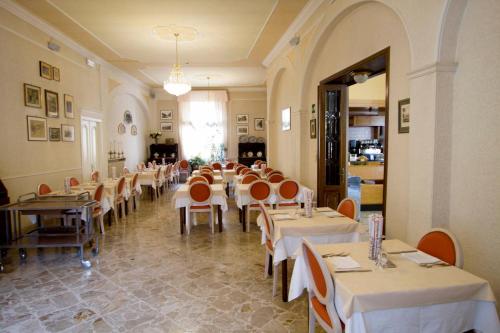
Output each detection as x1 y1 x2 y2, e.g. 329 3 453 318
0 6 151 202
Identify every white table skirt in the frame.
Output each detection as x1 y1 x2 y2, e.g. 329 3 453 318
173 195 228 212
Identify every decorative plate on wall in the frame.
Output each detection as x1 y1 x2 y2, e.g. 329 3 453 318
131 125 137 136
118 122 126 134
257 137 265 143
239 135 248 143
124 110 133 124
248 136 257 143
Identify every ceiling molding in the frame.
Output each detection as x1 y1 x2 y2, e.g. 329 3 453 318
246 0 279 59
0 0 148 90
226 86 267 93
262 0 325 67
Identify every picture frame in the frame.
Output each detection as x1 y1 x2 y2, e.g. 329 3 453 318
160 122 173 132
49 127 61 141
398 98 410 133
281 107 291 131
131 125 137 136
27 116 47 141
64 94 74 119
52 67 60 82
236 125 249 136
236 114 248 124
254 118 264 131
45 90 59 118
23 83 42 108
160 110 173 120
118 122 126 134
39 61 52 80
61 124 75 142
310 119 317 139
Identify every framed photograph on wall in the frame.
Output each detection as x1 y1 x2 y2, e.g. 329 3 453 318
160 110 173 120
281 107 291 131
39 61 52 80
27 116 47 141
398 98 410 133
64 94 74 118
254 118 264 131
52 67 60 81
61 124 75 142
236 114 248 124
24 83 42 108
310 119 317 139
45 90 59 118
49 127 61 141
160 122 173 132
236 125 249 136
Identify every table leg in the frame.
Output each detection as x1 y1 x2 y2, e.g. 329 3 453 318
180 207 186 234
217 205 223 233
282 259 288 302
125 199 129 215
225 184 229 197
107 211 112 226
268 254 273 276
242 206 246 232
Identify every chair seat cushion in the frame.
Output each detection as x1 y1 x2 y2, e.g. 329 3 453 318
311 296 332 328
250 203 270 208
191 205 210 210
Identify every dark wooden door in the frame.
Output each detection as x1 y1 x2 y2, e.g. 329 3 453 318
317 84 348 208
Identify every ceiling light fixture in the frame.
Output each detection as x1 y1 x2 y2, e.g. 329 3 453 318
351 71 371 84
164 33 191 96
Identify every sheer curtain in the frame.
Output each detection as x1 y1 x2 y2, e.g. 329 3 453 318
178 90 228 161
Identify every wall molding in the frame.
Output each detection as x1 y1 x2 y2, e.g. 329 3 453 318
408 62 458 80
2 167 82 181
246 0 279 59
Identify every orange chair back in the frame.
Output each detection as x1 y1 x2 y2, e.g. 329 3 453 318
154 167 162 180
131 173 139 188
94 183 104 201
189 182 211 203
264 167 274 175
235 166 246 175
117 177 126 195
180 160 189 169
226 162 235 170
38 183 52 195
249 180 272 201
91 171 99 182
212 162 222 171
69 177 80 186
303 241 328 298
337 198 356 219
201 173 214 184
189 176 208 185
242 174 259 184
278 180 300 200
417 230 457 266
241 168 251 175
268 170 283 177
245 171 260 178
268 174 285 183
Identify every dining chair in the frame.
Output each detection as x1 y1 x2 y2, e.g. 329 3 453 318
245 171 261 178
179 160 190 181
201 173 215 184
130 173 140 210
154 167 163 197
241 174 259 184
417 228 463 267
189 176 208 185
123 167 130 176
246 180 272 230
235 166 246 175
225 162 235 170
163 164 173 189
268 170 284 178
264 167 274 175
302 239 343 333
254 160 263 166
337 198 357 220
187 181 214 234
172 161 180 184
92 183 105 234
241 168 251 175
277 179 300 208
69 177 80 186
212 162 222 171
91 171 100 182
37 183 52 195
258 201 279 297
113 177 127 222
268 174 285 183
137 162 145 171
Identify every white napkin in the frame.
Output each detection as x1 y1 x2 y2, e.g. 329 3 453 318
401 251 441 264
328 256 361 270
272 214 295 221
321 211 344 218
315 207 333 212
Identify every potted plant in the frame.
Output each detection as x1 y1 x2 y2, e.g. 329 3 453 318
189 156 206 170
149 131 162 144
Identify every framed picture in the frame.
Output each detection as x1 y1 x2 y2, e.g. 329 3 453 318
45 90 59 118
24 83 42 108
398 98 410 133
160 110 173 120
52 67 60 81
27 116 47 141
236 114 248 124
61 124 75 142
48 127 61 141
281 107 291 131
131 125 137 136
310 119 317 139
64 94 74 119
254 118 264 131
236 125 249 136
160 122 173 132
118 122 126 134
39 61 52 80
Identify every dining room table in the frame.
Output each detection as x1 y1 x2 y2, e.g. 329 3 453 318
257 207 361 302
288 239 500 333
186 175 225 185
172 183 228 234
192 169 222 177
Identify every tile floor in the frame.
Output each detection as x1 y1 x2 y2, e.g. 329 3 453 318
0 186 311 332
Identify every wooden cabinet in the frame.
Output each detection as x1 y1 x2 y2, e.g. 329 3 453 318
238 143 265 167
149 144 178 164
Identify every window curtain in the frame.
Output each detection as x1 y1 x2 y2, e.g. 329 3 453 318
178 90 228 161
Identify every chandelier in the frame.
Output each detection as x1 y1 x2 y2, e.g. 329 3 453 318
164 33 191 96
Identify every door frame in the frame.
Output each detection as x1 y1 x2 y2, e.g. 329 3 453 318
81 111 104 181
317 47 390 219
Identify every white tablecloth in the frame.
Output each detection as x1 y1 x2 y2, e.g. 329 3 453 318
289 240 499 333
222 169 236 183
192 170 222 177
187 175 225 185
234 182 308 209
172 184 228 212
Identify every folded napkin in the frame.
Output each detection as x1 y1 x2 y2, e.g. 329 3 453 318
315 207 333 212
272 214 297 221
401 251 441 264
328 256 361 270
321 211 344 218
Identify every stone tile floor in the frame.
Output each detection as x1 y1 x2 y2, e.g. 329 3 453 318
0 186 311 332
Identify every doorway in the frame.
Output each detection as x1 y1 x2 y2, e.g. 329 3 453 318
317 48 389 222
81 118 100 181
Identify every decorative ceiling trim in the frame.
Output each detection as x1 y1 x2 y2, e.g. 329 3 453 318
246 0 279 59
407 62 458 80
262 0 325 67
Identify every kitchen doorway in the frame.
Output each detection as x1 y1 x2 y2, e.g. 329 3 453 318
317 48 389 223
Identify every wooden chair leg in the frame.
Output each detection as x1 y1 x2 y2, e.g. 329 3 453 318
121 201 126 219
113 206 119 223
99 214 105 234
